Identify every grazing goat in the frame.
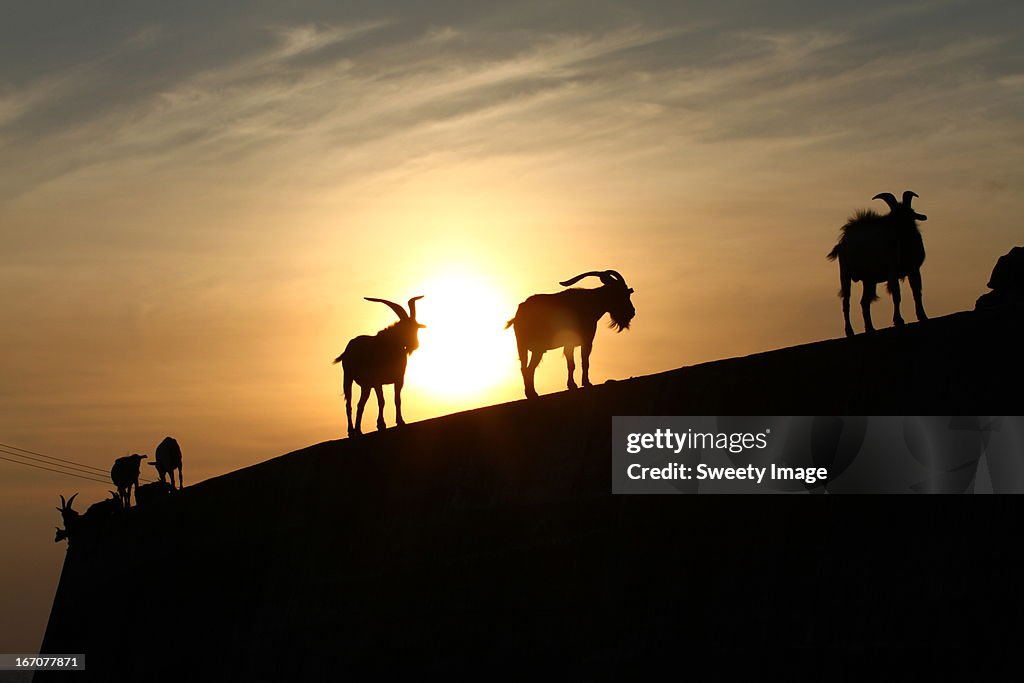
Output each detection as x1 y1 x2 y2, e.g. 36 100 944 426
111 454 147 509
86 490 123 518
827 191 929 337
135 480 175 507
333 296 426 436
506 270 635 398
150 436 183 489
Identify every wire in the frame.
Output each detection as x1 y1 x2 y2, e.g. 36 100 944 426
0 447 110 478
0 442 154 484
0 454 111 485
0 441 109 474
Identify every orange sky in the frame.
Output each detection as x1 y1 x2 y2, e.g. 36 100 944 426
2 0 1022 652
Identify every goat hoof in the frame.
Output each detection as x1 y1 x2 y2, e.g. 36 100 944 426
396 419 406 427
567 383 578 390
844 328 855 338
376 423 386 432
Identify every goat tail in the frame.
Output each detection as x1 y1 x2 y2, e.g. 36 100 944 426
504 317 515 329
332 352 345 365
826 244 840 261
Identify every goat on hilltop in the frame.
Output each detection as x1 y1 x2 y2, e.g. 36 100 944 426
506 270 635 398
150 436 183 489
333 296 426 436
111 454 147 509
827 191 929 337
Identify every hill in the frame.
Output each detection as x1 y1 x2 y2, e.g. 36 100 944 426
36 309 1024 679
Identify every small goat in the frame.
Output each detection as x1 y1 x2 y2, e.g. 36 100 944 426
111 454 147 509
506 270 635 398
149 436 183 489
333 296 426 436
54 493 82 543
135 480 175 507
827 191 929 337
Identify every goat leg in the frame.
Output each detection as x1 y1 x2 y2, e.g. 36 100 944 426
395 380 405 426
564 346 577 390
909 270 927 321
581 340 593 387
888 277 905 328
374 385 386 431
860 282 877 334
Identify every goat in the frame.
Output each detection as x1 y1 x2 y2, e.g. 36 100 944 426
86 490 123 518
135 480 175 507
55 491 123 543
333 296 426 436
506 270 635 398
827 191 928 337
54 493 82 543
111 454 147 509
149 436 183 489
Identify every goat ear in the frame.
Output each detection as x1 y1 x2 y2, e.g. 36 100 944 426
416 323 427 328
628 288 635 294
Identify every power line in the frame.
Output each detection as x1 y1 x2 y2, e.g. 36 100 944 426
0 454 111 485
0 441 109 474
0 447 110 478
0 441 154 484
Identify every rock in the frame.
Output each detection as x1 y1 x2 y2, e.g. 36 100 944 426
975 245 1024 310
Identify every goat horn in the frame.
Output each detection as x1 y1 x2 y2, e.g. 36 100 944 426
59 495 66 508
560 272 608 287
67 493 78 508
604 270 628 287
902 191 918 206
872 193 900 211
364 297 408 321
407 295 424 321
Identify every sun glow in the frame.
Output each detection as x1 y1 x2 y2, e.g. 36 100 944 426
404 270 519 406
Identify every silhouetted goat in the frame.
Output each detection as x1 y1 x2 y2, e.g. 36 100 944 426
54 491 121 543
135 480 175 507
111 454 147 508
87 490 124 518
506 270 635 398
827 191 929 337
333 296 426 436
54 494 82 543
149 436 183 489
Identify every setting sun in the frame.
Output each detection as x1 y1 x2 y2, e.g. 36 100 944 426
404 270 520 405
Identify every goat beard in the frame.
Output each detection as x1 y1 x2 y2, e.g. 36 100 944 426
608 317 631 332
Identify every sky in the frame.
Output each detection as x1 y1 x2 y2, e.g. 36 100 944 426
1 0 1022 652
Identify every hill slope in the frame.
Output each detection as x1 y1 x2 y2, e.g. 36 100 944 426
37 309 1024 679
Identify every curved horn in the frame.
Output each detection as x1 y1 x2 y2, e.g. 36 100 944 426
59 495 66 509
902 191 927 220
559 272 605 287
407 296 424 321
67 493 78 509
604 270 628 287
872 192 900 211
364 297 408 321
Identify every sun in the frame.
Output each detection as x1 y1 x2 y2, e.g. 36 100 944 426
403 270 519 404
